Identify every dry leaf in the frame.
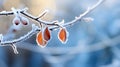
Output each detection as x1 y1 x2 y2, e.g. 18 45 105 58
43 27 51 41
36 31 47 48
58 28 68 44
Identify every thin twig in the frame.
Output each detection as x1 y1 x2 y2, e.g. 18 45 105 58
36 10 49 19
11 44 18 54
0 8 27 15
50 0 104 30
0 24 39 46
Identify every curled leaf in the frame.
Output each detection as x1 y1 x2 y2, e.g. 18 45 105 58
43 27 51 41
58 28 69 44
36 32 47 48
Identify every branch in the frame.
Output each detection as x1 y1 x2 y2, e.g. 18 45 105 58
0 24 39 46
0 0 104 54
50 0 104 30
0 8 27 15
0 24 40 54
0 0 104 26
36 10 49 19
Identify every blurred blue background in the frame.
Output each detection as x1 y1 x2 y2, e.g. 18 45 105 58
0 0 120 67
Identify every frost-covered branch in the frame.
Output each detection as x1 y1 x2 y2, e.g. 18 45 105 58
49 0 104 30
0 0 104 54
0 0 103 27
0 24 39 46
0 24 40 54
0 8 27 15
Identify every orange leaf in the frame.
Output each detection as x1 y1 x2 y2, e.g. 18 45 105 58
36 32 47 48
43 27 51 41
58 28 68 44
